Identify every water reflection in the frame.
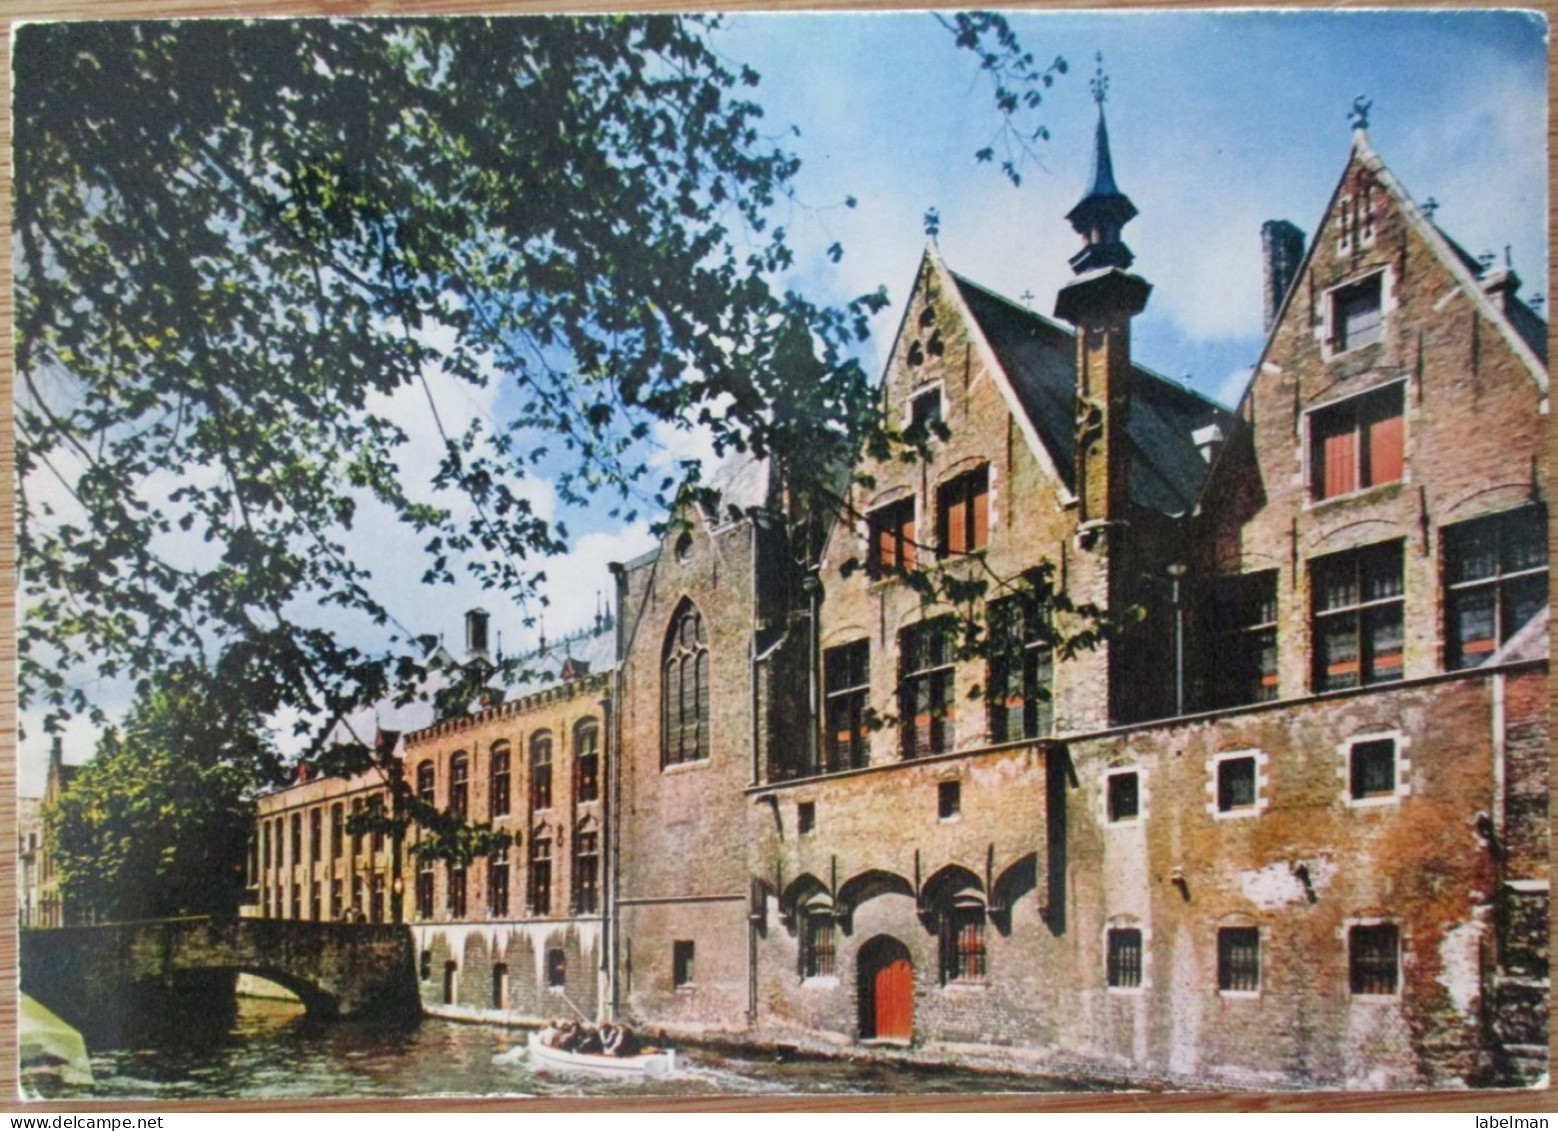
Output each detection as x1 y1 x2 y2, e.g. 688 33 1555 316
46 996 1112 1101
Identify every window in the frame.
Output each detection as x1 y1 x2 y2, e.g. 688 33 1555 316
443 961 457 1006
1349 923 1400 995
447 865 467 919
673 940 696 987
310 881 321 921
262 823 271 872
1330 273 1384 352
868 498 917 577
330 804 344 859
369 794 385 853
490 744 511 818
987 591 1054 742
1107 928 1143 989
450 753 469 819
823 641 870 771
291 883 302 920
802 909 836 978
329 878 341 920
416 760 435 806
574 831 599 915
909 387 942 436
1107 771 1139 823
900 617 956 758
420 950 433 981
1206 571 1279 707
1312 541 1404 690
492 963 509 1009
529 837 552 916
351 875 363 921
370 874 385 923
663 603 710 765
351 799 365 857
530 732 553 810
1349 738 1398 801
938 780 961 820
937 466 990 557
574 720 600 803
942 905 986 982
416 859 434 919
1310 383 1403 500
291 813 302 862
1216 755 1257 813
310 808 322 860
797 801 816 835
1218 927 1261 993
547 949 567 989
489 847 510 918
1444 507 1548 669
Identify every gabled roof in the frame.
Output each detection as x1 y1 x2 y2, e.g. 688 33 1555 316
950 272 1231 516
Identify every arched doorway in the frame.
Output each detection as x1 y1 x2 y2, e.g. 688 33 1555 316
857 935 913 1042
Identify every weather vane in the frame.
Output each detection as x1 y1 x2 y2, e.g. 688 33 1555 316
1349 95 1372 131
1090 52 1109 106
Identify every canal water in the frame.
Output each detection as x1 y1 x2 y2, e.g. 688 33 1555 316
29 997 1116 1101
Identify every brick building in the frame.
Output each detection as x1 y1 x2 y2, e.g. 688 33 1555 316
251 610 615 1024
607 102 1548 1088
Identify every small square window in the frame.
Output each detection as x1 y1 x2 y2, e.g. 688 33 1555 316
938 780 961 820
1216 756 1257 812
1349 923 1399 995
1217 927 1260 992
673 940 695 987
1331 273 1383 352
1107 928 1143 989
1350 739 1397 800
797 801 816 834
1107 771 1139 823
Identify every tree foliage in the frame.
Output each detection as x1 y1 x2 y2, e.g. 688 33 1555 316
44 664 277 922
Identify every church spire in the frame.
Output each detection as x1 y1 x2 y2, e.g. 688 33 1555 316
1065 54 1138 274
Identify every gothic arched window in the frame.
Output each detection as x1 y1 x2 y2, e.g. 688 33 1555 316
663 601 709 766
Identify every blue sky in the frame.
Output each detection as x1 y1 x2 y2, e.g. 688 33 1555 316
20 10 1548 792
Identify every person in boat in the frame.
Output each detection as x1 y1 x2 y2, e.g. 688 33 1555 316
575 1023 604 1055
537 1021 562 1049
599 1022 642 1058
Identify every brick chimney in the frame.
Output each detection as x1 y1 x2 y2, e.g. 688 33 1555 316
1261 220 1306 332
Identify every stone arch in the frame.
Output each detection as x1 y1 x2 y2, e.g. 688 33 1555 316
989 852 1038 936
778 871 830 930
836 869 914 935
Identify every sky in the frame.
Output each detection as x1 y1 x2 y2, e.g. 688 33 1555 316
18 9 1548 793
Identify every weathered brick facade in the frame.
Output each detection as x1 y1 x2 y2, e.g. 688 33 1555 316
608 118 1549 1088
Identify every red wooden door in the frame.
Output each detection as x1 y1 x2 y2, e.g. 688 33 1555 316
874 957 913 1041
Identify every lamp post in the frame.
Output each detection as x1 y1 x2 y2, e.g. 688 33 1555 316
1167 562 1188 717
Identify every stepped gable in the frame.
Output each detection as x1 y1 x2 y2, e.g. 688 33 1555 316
951 272 1229 516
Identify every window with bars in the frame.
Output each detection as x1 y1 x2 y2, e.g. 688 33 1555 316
575 720 600 802
1206 571 1279 707
1107 771 1139 823
868 498 918 577
529 837 552 916
1218 927 1261 992
1349 738 1397 801
1330 273 1384 352
987 592 1054 742
802 909 837 978
490 745 511 818
447 864 467 919
941 905 987 982
663 603 710 765
900 617 957 758
1216 756 1258 813
489 848 510 918
574 831 599 914
1444 507 1548 669
530 732 553 810
824 640 870 772
937 466 990 557
1310 383 1403 500
1107 927 1143 989
450 753 470 819
1312 541 1405 690
1349 923 1400 995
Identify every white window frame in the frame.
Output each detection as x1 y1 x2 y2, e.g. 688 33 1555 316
1338 729 1411 809
1317 268 1394 360
1206 748 1269 820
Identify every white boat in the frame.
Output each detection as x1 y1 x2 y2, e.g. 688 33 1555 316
525 1030 678 1078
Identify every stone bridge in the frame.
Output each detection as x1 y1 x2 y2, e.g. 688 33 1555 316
21 917 420 1037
